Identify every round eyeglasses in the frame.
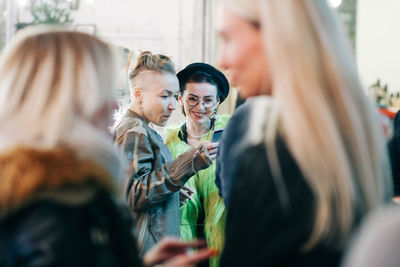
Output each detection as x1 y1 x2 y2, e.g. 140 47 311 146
185 96 217 109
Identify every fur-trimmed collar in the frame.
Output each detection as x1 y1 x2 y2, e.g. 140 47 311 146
0 147 115 219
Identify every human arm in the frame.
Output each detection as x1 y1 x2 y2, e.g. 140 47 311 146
342 207 400 267
122 130 212 211
143 237 217 267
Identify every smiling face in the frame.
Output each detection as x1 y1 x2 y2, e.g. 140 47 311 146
179 82 219 125
139 71 179 126
218 7 271 98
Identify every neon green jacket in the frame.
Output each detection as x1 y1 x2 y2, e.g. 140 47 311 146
165 114 230 267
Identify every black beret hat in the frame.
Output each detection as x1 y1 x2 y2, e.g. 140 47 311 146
177 63 230 103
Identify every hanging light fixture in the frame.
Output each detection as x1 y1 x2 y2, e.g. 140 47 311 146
329 0 343 8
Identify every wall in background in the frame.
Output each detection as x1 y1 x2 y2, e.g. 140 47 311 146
15 0 234 125
357 0 400 93
17 0 202 69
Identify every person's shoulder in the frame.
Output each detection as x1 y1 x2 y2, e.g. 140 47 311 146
394 110 400 122
165 124 182 145
10 190 122 236
233 96 272 116
124 118 146 135
393 110 400 129
2 196 122 267
114 109 147 135
224 96 273 132
228 101 252 123
236 135 295 177
215 114 231 128
3 201 87 245
240 142 268 165
115 118 148 146
343 206 400 267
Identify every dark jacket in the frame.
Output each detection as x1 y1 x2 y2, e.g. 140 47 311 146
113 109 212 254
389 110 400 195
215 99 252 206
0 147 141 267
220 138 342 267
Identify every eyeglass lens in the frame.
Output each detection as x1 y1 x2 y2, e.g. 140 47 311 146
186 96 216 108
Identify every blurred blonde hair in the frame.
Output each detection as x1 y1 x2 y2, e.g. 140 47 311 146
0 27 123 182
225 0 392 249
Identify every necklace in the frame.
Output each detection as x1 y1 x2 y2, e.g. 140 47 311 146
187 130 209 139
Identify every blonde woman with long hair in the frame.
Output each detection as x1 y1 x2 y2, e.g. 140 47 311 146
0 28 215 267
217 0 392 266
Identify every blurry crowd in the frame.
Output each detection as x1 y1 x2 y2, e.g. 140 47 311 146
0 1 399 267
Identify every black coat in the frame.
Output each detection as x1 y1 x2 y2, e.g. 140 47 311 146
215 99 253 207
220 138 342 267
0 191 141 267
389 110 400 196
0 147 142 267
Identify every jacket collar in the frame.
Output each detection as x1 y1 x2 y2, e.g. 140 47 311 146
0 147 114 219
126 108 141 119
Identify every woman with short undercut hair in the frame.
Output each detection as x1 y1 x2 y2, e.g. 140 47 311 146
113 52 218 255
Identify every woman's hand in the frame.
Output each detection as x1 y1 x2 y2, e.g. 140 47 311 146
202 141 219 160
143 237 218 267
180 185 194 206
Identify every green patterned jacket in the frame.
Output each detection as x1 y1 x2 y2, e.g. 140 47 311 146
165 114 230 267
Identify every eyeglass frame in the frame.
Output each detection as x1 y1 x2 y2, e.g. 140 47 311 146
183 94 219 109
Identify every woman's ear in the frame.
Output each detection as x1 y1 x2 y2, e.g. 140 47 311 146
178 92 187 116
134 87 142 102
178 92 184 106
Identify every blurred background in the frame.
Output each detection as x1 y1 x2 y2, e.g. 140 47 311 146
0 0 398 122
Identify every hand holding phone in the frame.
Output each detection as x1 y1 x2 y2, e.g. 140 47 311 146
202 141 219 160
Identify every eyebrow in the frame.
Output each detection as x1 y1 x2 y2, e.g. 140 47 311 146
188 93 215 98
159 89 177 94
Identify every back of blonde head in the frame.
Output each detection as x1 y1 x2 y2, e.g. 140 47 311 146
0 27 122 181
225 0 392 248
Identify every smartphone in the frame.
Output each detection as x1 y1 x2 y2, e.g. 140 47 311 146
211 129 224 142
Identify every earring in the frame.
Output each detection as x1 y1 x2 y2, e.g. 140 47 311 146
210 110 217 120
210 110 217 130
